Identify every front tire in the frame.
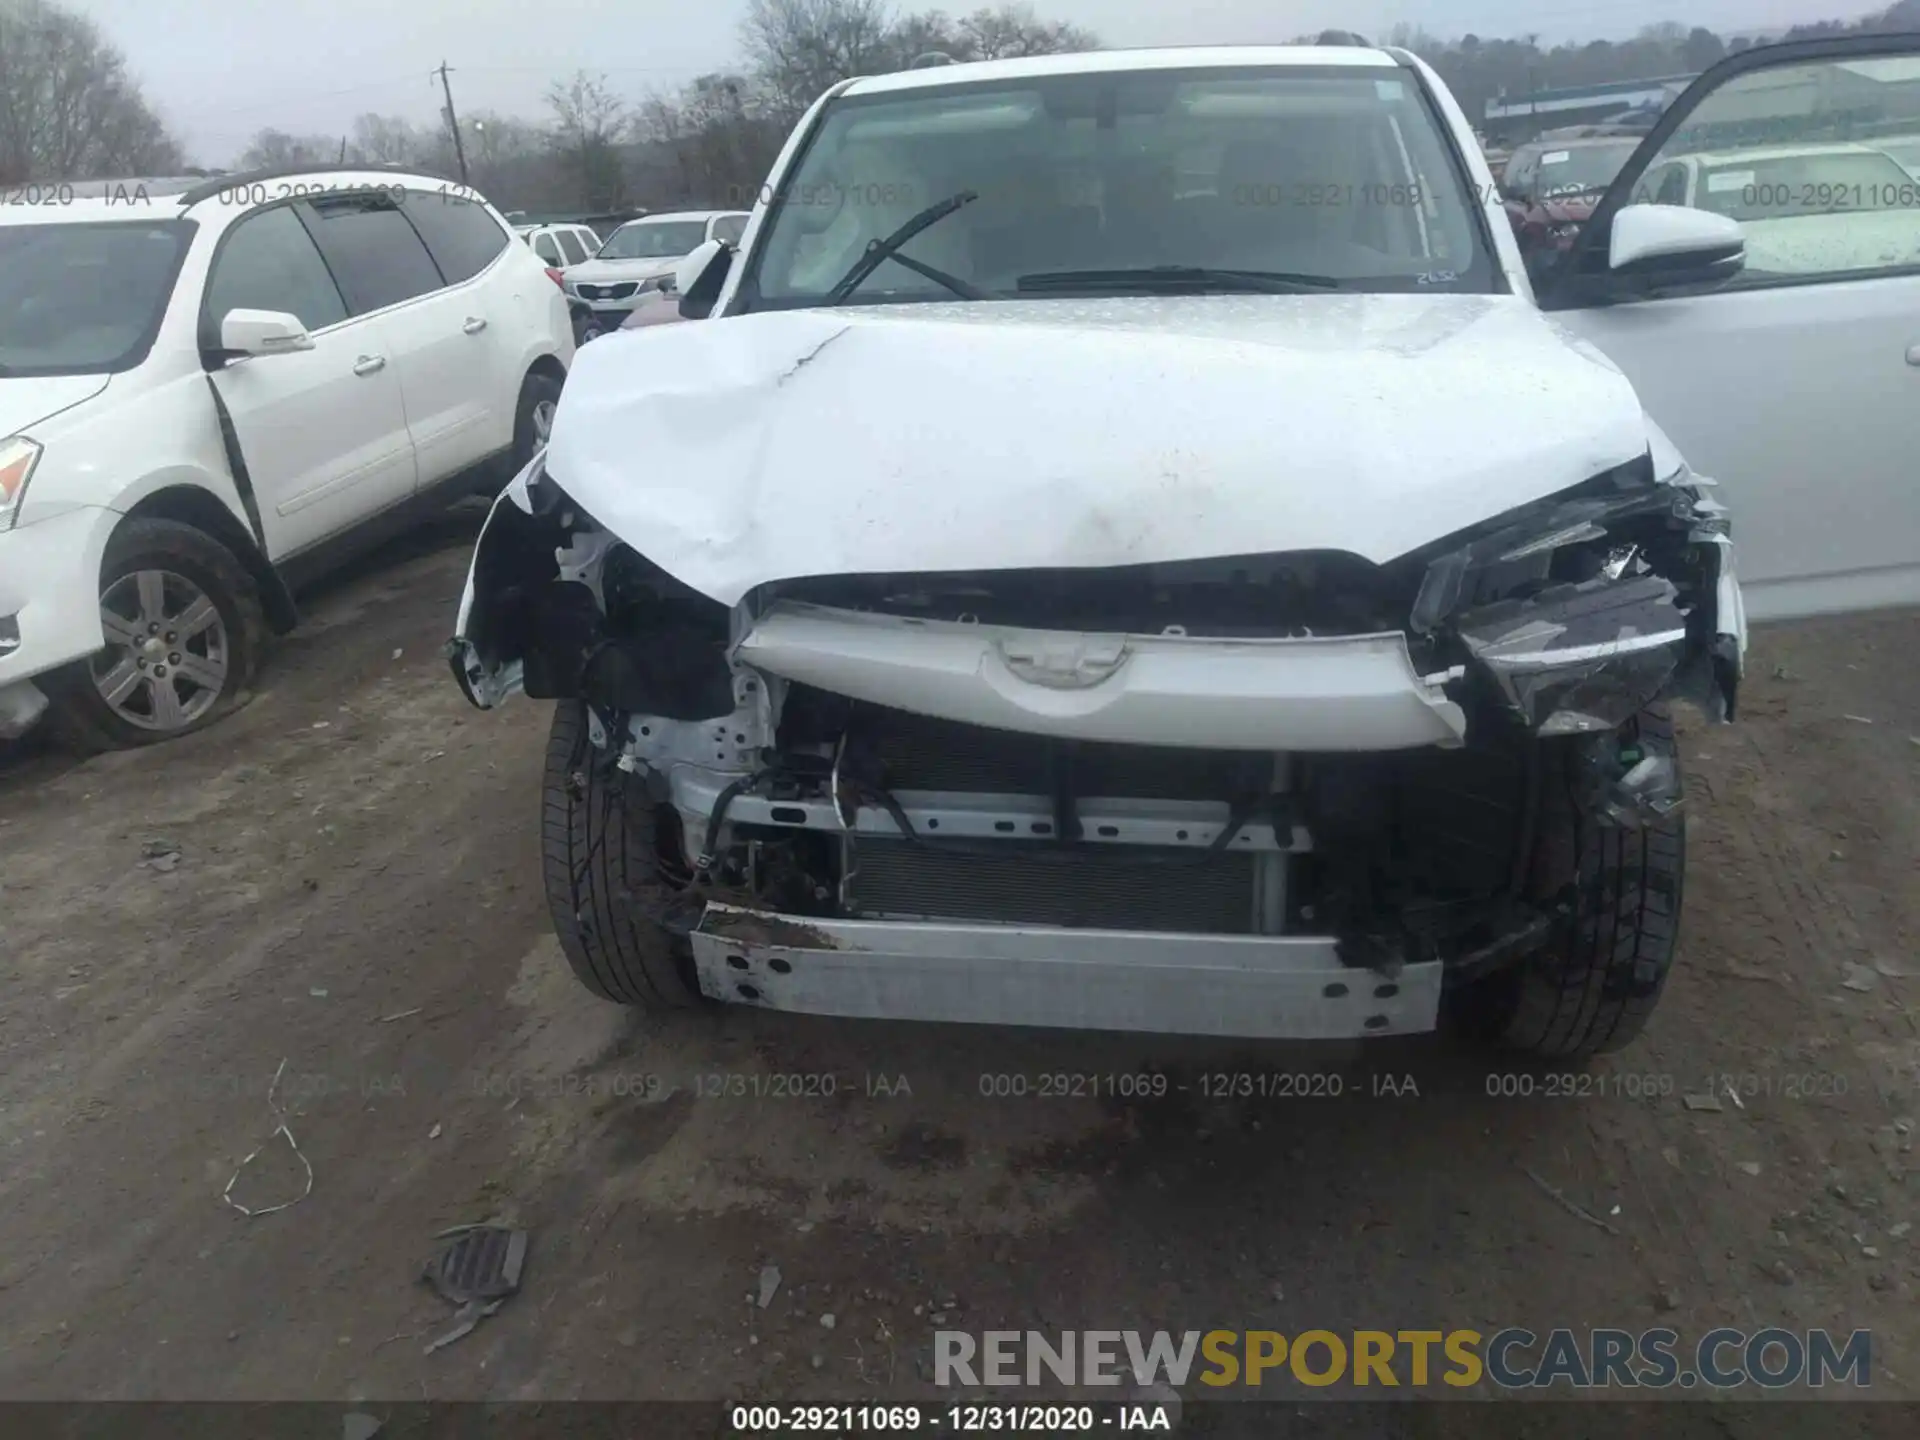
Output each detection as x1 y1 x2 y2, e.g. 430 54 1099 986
46 518 266 754
511 370 564 473
541 700 703 1008
1460 709 1685 1060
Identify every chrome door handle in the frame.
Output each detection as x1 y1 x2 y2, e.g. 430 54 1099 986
1906 343 1920 367
463 317 488 334
352 355 386 376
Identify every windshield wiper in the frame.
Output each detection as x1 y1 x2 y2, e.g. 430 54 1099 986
1016 266 1340 295
827 190 988 304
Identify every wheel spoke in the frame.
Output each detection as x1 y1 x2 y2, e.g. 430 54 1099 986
173 595 219 641
135 571 167 625
173 652 227 692
99 610 144 647
97 656 145 706
149 676 186 729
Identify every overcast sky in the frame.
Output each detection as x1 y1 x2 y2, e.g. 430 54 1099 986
71 0 1885 164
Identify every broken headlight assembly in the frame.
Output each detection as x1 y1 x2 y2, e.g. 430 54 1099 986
1405 451 1738 741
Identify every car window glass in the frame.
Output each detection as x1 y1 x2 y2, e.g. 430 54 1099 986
598 220 709 259
0 220 192 376
532 232 562 264
713 214 749 245
1620 55 1920 282
204 204 348 337
750 70 1497 305
297 192 445 313
1649 162 1688 205
556 230 589 264
401 191 508 284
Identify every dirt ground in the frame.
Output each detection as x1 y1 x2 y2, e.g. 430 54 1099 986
1 509 1916 1432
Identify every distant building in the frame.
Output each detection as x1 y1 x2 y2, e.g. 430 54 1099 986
1486 75 1698 144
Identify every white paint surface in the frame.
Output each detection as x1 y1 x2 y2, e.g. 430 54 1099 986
544 292 1649 606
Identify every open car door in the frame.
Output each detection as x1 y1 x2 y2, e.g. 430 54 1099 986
1541 31 1920 624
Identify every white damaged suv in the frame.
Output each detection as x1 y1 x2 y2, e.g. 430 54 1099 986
0 168 570 749
451 38 1920 1057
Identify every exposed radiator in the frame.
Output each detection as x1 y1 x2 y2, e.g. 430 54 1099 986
866 710 1264 801
846 839 1258 934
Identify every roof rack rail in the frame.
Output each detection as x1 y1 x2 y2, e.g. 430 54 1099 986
176 161 428 207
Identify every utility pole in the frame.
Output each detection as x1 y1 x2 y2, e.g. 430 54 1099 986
434 61 470 185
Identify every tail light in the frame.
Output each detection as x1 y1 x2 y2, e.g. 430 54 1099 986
545 268 566 288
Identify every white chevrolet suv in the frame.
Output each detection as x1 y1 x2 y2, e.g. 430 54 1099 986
0 167 572 750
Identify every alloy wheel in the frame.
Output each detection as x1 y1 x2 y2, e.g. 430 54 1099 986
91 569 230 731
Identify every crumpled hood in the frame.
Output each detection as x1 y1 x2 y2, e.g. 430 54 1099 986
543 292 1650 607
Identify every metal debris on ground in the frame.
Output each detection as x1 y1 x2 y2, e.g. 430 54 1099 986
221 1059 315 1218
424 1298 505 1355
378 1008 423 1023
1682 1092 1724 1113
1519 1165 1622 1237
758 1263 782 1309
1842 963 1880 993
420 1224 528 1354
1843 715 1875 725
140 838 182 872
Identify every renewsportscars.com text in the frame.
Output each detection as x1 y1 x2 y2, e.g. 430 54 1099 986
935 1328 1872 1391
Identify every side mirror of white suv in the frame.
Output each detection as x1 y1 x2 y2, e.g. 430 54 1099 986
674 240 734 319
673 240 726 298
219 308 316 358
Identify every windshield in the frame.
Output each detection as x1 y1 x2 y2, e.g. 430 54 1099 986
741 65 1497 308
0 220 192 377
1877 136 1920 171
597 220 708 260
1693 151 1918 220
1525 142 1638 200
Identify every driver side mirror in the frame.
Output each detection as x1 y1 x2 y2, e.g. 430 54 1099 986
675 239 733 320
219 308 314 358
1604 204 1745 293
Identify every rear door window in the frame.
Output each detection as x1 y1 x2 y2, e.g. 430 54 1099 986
556 229 589 264
401 191 509 284
296 192 444 314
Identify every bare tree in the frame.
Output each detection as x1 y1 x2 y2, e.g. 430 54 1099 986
236 128 336 170
953 4 1095 61
547 71 630 209
350 113 421 166
0 0 184 184
741 0 899 123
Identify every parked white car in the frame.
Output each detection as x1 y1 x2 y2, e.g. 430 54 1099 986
562 210 749 338
519 221 602 272
517 221 615 345
451 36 1920 1059
1637 141 1920 274
0 166 572 749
